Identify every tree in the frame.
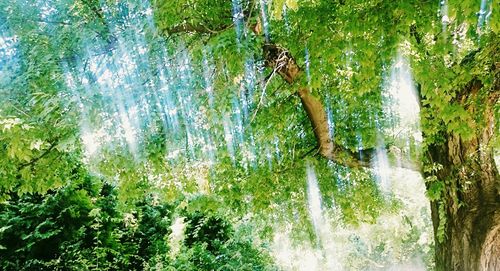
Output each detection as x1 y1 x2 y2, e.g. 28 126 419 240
0 0 498 270
414 28 499 271
155 1 499 269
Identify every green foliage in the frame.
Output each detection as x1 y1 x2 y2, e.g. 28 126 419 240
436 203 447 244
171 214 278 271
2 0 497 269
0 177 278 270
153 0 233 35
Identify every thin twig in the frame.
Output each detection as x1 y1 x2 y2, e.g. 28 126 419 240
251 69 277 122
18 139 59 170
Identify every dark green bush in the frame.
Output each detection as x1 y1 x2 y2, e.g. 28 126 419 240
0 177 278 270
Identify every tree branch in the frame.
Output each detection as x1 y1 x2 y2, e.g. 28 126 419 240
166 23 233 35
18 138 60 170
261 43 420 171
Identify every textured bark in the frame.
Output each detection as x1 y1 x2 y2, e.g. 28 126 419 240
410 26 500 270
297 87 335 159
426 82 500 271
482 224 500 270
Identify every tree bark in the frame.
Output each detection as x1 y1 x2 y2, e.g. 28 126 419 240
426 84 500 271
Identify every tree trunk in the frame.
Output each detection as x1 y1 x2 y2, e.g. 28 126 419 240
426 92 500 271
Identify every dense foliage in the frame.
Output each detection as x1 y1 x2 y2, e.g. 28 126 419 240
0 0 498 269
0 174 278 270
